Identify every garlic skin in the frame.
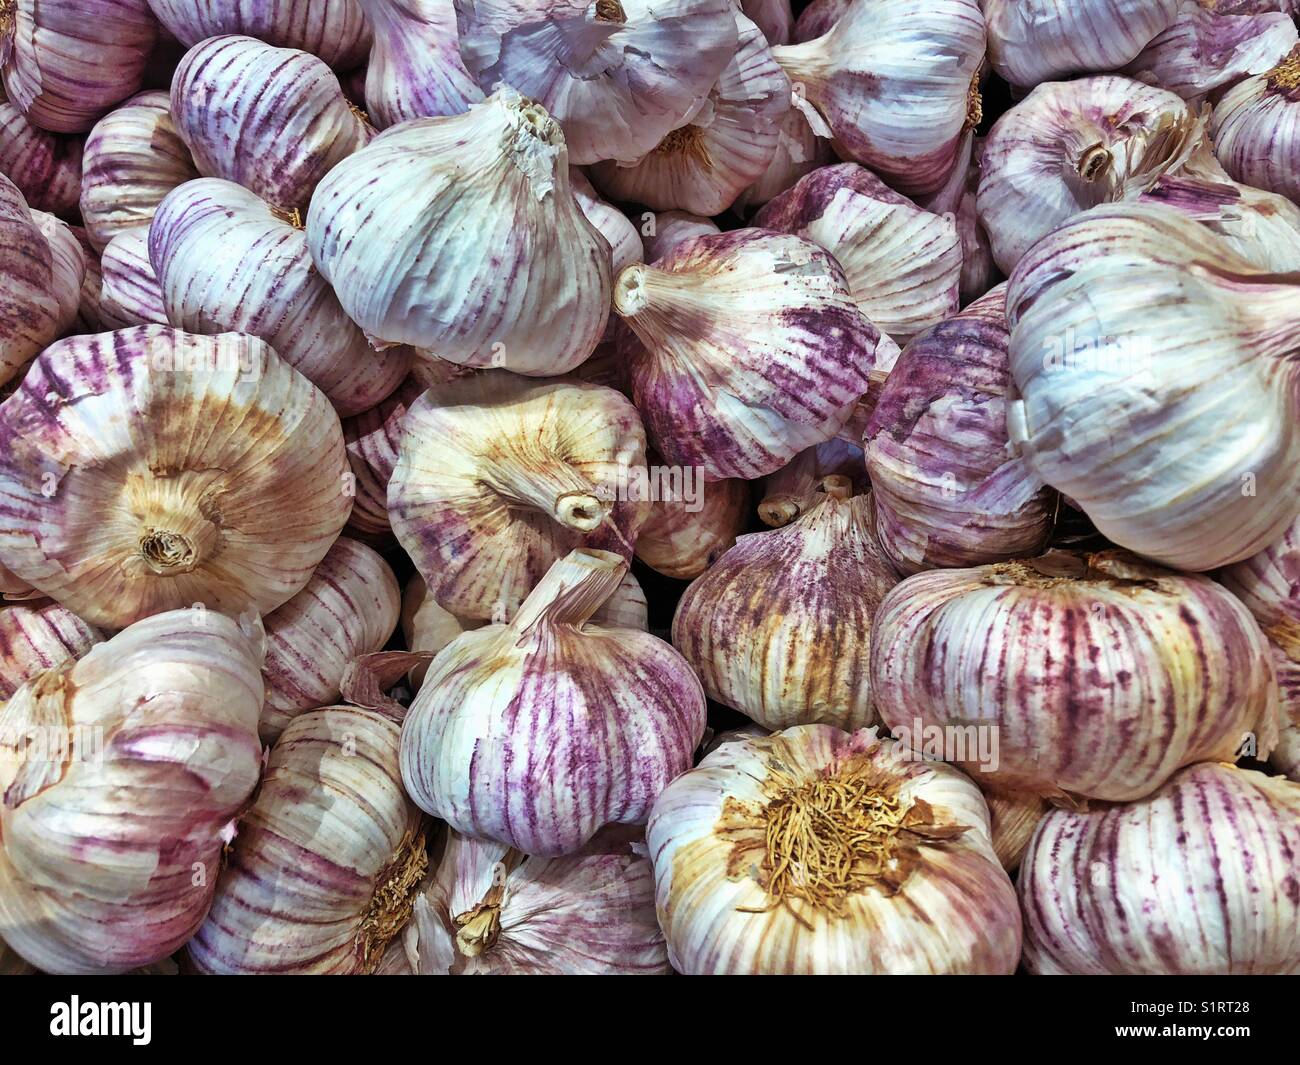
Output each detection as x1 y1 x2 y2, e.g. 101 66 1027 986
983 789 1047 874
151 178 411 416
1006 203 1300 571
792 0 847 42
343 377 424 541
0 600 102 698
570 168 643 276
98 226 168 329
259 538 401 743
920 132 1000 305
871 551 1279 802
171 35 371 213
0 610 263 974
0 326 351 629
68 226 107 334
758 438 864 528
0 103 82 217
756 163 961 345
401 575 480 690
455 0 740 166
731 93 834 212
640 211 720 263
741 0 791 44
1210 46 1300 205
864 285 1054 574
675 485 898 732
308 90 611 375
589 12 790 217
646 725 1022 975
187 706 427 975
1020 764 1300 975
614 229 880 481
635 477 750 581
770 0 987 197
401 549 707 857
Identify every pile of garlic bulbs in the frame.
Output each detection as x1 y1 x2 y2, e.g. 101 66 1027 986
0 0 1297 979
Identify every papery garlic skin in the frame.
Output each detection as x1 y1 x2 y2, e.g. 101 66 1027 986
0 326 351 629
731 94 834 212
187 705 426 975
0 103 82 217
308 89 611 375
646 725 1021 975
791 0 847 42
570 168 643 276
401 550 707 857
0 610 263 974
401 575 480 691
98 226 168 329
0 600 102 698
871 551 1279 802
1210 46 1300 204
641 211 720 263
920 132 1000 305
614 229 879 481
455 0 739 166
635 476 749 580
758 439 864 528
1006 203 1300 570
1020 764 1300 974
343 378 424 541
983 789 1047 874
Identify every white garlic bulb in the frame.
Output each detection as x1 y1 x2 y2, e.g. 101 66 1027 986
0 102 83 217
647 724 1022 974
0 600 101 698
146 0 372 68
635 476 749 581
343 377 425 541
98 226 168 329
1210 46 1300 205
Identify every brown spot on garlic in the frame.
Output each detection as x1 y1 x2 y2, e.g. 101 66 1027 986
595 0 626 22
965 72 983 131
268 204 304 230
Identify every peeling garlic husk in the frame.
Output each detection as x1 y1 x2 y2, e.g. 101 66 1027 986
640 210 720 262
570 168 643 276
613 229 880 481
0 325 351 629
187 705 427 975
0 609 264 974
635 471 749 580
982 789 1047 874
1006 202 1300 571
0 600 102 698
758 439 864 528
1210 45 1300 205
151 177 411 416
343 377 425 541
646 724 1022 975
401 549 707 856
308 89 611 375
919 131 1001 305
455 0 740 166
871 550 1280 802
675 483 899 731
98 226 168 329
1020 763 1300 974
791 0 847 42
0 102 82 217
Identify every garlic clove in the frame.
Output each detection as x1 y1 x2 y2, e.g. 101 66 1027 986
639 210 720 263
569 167 643 276
1210 45 1300 206
0 599 102 699
635 475 750 580
98 225 168 329
0 102 83 217
758 439 864 528
342 377 425 542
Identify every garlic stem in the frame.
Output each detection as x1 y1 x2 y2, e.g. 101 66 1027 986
476 452 611 532
509 549 627 633
1077 143 1114 182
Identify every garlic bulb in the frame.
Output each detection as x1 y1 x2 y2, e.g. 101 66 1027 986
80 90 198 252
919 131 1000 305
151 177 411 416
308 89 611 375
570 168 643 276
0 103 82 216
98 226 168 329
1020 763 1300 974
0 326 351 628
0 0 157 133
187 705 426 974
871 550 1279 802
864 285 1055 574
984 0 1181 88
401 549 707 856
588 12 790 217
343 377 424 541
613 229 880 481
1006 202 1300 570
0 600 101 698
640 211 720 263
758 439 864 528
389 371 647 622
792 0 847 42
755 163 961 345
983 789 1047 873
455 0 740 166
171 35 371 213
731 93 834 212
380 827 668 975
259 538 401 743
357 0 481 128
0 609 263 974
1210 46 1300 204
401 575 480 690
770 0 986 196
978 76 1204 274
635 476 749 580
68 226 107 334
646 724 1022 974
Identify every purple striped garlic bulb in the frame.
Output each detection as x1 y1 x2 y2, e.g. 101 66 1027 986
770 0 987 197
635 476 749 581
0 600 101 699
308 89 611 375
389 372 647 622
400 549 707 857
674 482 898 731
864 285 1055 574
342 377 425 541
0 326 351 629
646 724 1022 975
919 132 1000 305
0 103 82 217
0 609 263 974
187 705 426 975
1020 764 1300 974
98 226 168 329
150 177 411 416
455 0 739 166
570 168 643 277
588 12 791 217
641 211 720 263
755 162 961 345
170 35 371 213
758 439 864 529
1210 45 1300 205
871 550 1280 803
613 229 880 481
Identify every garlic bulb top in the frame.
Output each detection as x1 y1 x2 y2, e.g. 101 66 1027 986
758 438 864 528
0 600 101 699
401 549 707 856
308 89 611 376
0 326 351 629
0 103 83 217
646 724 1022 975
614 229 880 481
1006 202 1300 571
1210 45 1300 205
455 0 740 166
0 609 264 974
1020 763 1300 974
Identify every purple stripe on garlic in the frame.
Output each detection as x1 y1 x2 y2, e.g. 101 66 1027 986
98 225 169 329
0 102 83 217
1210 44 1300 206
0 599 102 699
